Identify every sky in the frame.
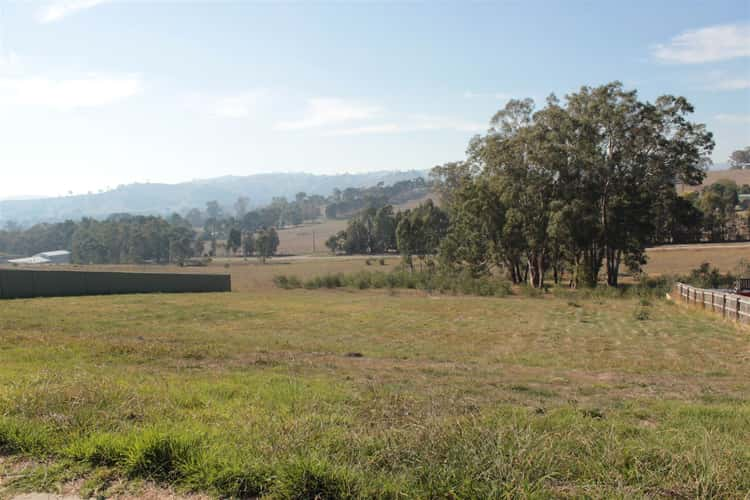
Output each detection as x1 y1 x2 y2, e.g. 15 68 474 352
0 0 749 199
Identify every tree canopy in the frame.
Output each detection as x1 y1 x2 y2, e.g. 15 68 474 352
433 82 714 287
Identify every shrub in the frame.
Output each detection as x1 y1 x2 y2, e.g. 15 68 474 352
287 275 302 288
273 275 302 289
684 262 734 289
633 307 650 321
273 275 289 289
321 274 343 288
303 277 321 289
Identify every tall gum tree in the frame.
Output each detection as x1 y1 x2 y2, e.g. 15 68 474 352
436 82 713 288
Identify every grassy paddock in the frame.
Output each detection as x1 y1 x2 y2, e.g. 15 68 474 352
644 242 750 276
1 288 749 497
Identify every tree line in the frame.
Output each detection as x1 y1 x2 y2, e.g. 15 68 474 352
0 213 281 264
0 176 431 264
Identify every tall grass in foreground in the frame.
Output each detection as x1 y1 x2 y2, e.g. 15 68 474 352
2 403 749 498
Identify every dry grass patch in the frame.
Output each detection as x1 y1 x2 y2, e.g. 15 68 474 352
645 242 750 276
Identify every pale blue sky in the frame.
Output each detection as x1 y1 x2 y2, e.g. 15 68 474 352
1 0 749 198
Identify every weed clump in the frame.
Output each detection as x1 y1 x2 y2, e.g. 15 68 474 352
633 306 651 321
0 418 52 455
124 431 200 481
274 457 361 500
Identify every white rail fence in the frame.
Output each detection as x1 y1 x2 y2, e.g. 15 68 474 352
674 282 750 325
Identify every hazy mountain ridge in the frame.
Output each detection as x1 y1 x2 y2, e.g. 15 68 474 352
0 170 429 225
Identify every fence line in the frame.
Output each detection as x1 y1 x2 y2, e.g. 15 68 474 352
673 282 750 325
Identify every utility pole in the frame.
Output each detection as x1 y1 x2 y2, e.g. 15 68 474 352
312 231 316 253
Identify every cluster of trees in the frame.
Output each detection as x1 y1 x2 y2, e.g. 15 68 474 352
0 212 281 265
325 199 449 270
683 180 750 242
0 220 77 258
199 198 289 257
71 215 197 265
433 83 714 288
0 215 196 264
325 206 398 254
225 226 280 262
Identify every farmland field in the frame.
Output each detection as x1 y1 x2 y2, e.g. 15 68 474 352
679 168 750 193
644 242 750 276
1 283 749 498
276 219 348 256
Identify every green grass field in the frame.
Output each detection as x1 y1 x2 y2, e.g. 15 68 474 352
1 286 749 498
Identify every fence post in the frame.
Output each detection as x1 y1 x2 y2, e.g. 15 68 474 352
737 297 741 321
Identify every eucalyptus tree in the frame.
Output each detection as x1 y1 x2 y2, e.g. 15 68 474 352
435 82 713 288
564 83 713 285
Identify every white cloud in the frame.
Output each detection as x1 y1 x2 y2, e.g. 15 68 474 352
463 91 514 100
326 124 401 136
327 114 485 136
653 23 750 64
275 97 484 136
180 89 268 118
37 0 111 23
711 78 750 90
275 98 380 131
0 51 22 75
0 75 143 110
213 90 266 118
714 113 750 124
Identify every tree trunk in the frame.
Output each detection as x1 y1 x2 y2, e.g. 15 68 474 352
606 248 621 287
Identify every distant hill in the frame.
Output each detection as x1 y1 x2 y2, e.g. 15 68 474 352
0 171 429 225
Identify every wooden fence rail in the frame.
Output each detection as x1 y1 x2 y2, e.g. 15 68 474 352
674 282 750 325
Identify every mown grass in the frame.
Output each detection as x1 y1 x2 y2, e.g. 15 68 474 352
0 289 749 497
